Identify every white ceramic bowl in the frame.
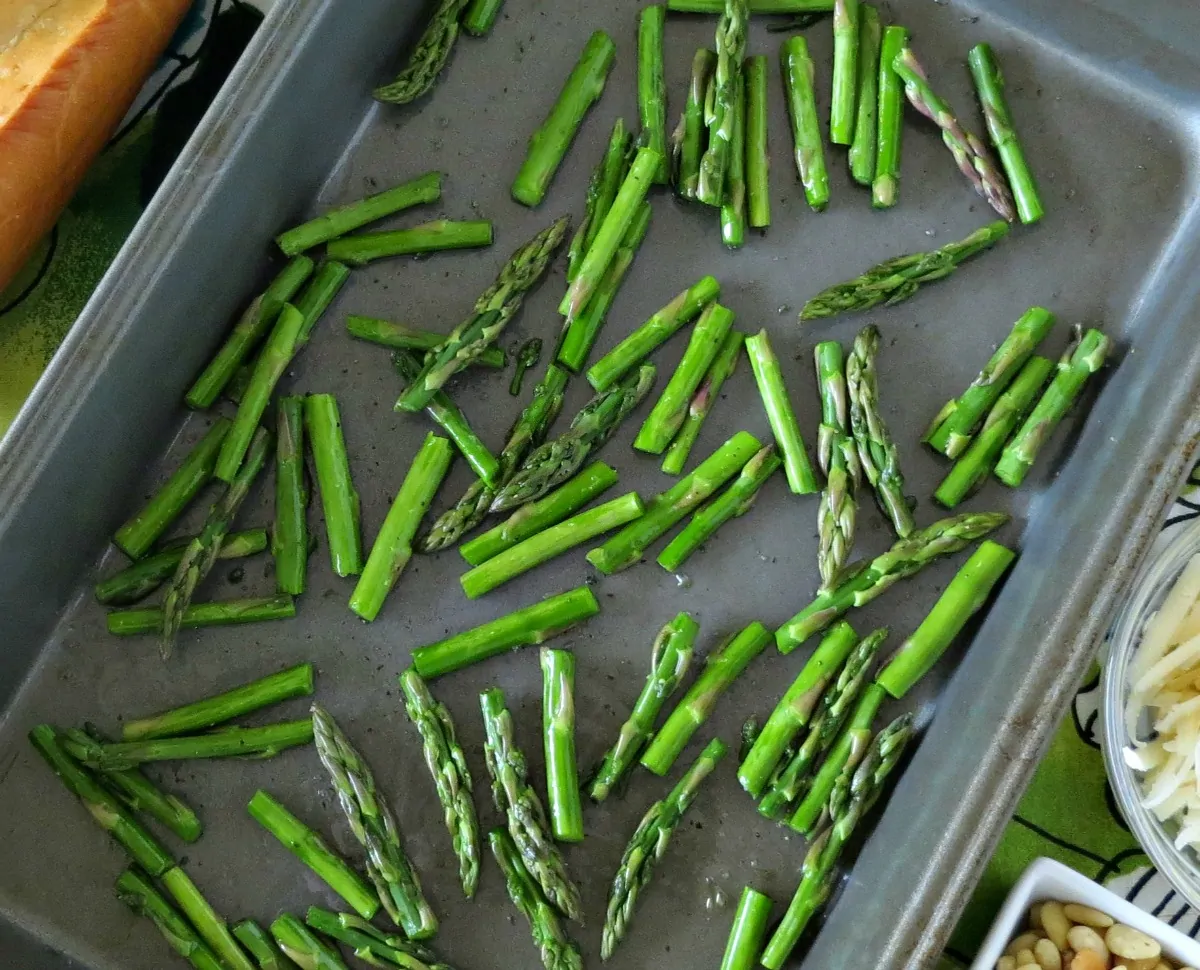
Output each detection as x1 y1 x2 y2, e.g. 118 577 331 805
969 857 1200 970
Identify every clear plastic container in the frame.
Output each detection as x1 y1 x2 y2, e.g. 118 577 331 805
1103 517 1200 910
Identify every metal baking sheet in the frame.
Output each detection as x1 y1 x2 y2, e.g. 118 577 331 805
0 0 1198 968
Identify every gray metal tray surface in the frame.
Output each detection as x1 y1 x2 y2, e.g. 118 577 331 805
0 1 1198 968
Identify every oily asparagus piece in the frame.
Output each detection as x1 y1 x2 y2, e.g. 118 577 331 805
744 55 771 228
491 364 656 513
758 628 883 818
374 0 469 103
159 868 256 970
305 394 362 576
934 355 1054 508
719 888 775 970
588 431 763 575
590 612 699 802
925 307 1056 458
602 738 728 958
745 329 818 494
635 303 735 453
761 714 913 969
461 462 619 565
847 5 881 184
461 492 644 598
95 528 267 606
968 43 1043 224
162 427 271 658
512 31 617 207
569 118 632 283
541 648 584 842
420 364 569 551
114 419 231 559
738 621 858 797
412 586 601 678
72 720 314 771
893 47 1015 221
877 540 1015 698
780 36 829 210
399 669 481 897
108 596 296 637
657 444 779 572
276 173 443 255
346 316 506 368
995 328 1111 487
462 0 504 34
669 0 833 9
800 219 1010 319
512 339 543 396
490 829 583 970
639 6 670 184
815 342 861 589
829 0 860 145
275 396 308 596
720 69 748 247
312 704 436 937
350 433 454 621
776 511 1009 650
327 220 493 266
305 909 456 970
872 25 908 207
481 687 582 920
270 913 350 970
399 216 570 410
249 790 379 920
848 325 913 537
662 329 744 476
696 0 750 206
293 260 353 347
29 725 175 876
117 867 225 970
586 275 720 392
233 919 300 970
674 49 716 199
186 259 314 410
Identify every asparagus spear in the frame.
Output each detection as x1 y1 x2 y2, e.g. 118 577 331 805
392 351 498 486
696 0 749 205
117 868 225 970
312 704 436 937
761 714 913 969
460 461 619 565
568 118 632 282
800 220 1010 319
512 339 543 396
275 396 308 596
113 419 230 559
669 0 833 9
291 261 352 349
780 36 829 210
657 444 779 571
588 431 763 575
327 220 493 266
872 25 908 207
512 31 617 207
95 528 267 606
489 829 583 970
480 687 582 920
847 325 913 537
590 612 699 802
249 790 379 920
925 307 1056 458
108 596 296 636
995 328 1111 487
420 364 568 552
305 909 456 970
662 329 744 476
399 669 481 897
968 43 1043 224
602 738 728 958
346 316 506 368
491 364 656 513
829 0 860 145
674 49 717 199
776 511 1009 650
815 342 860 588
186 259 314 410
719 887 774 970
270 913 351 970
72 720 314 771
462 492 644 598
893 47 1015 221
162 426 271 658
276 173 443 255
745 329 818 494
541 649 584 842
847 5 880 183
934 355 1054 508
738 621 858 797
744 55 771 228
374 0 469 104
305 394 362 577
350 433 454 621
159 868 256 970
233 920 301 970
412 586 600 678
720 69 748 248
639 6 670 184
586 276 720 392
462 0 504 35
399 216 570 410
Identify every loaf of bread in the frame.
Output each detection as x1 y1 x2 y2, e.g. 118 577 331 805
0 0 195 293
